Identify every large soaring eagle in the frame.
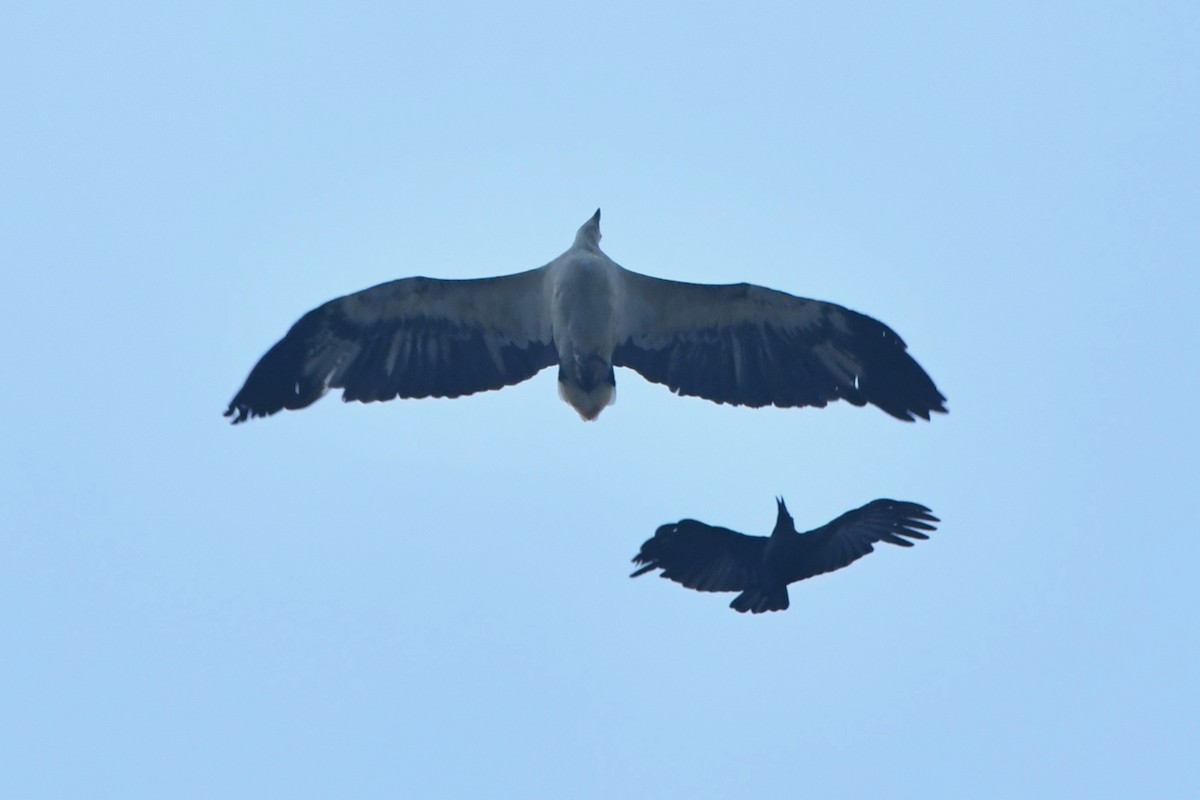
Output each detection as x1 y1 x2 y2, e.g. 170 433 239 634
225 210 946 423
631 498 938 613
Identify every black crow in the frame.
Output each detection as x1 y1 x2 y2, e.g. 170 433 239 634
631 498 938 613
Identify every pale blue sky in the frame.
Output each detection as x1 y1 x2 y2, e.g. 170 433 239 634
3 2 1197 797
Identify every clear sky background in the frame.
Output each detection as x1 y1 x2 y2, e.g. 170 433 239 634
3 2 1197 797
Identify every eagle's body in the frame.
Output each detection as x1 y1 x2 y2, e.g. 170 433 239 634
548 227 622 419
225 210 946 423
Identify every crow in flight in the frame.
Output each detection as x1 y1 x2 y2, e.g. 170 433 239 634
631 497 938 613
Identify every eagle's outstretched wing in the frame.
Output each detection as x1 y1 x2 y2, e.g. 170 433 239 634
614 271 945 421
225 269 556 424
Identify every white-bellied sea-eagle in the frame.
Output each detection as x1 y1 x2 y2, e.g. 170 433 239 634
225 210 946 424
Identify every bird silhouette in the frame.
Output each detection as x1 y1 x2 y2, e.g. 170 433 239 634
631 497 938 613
